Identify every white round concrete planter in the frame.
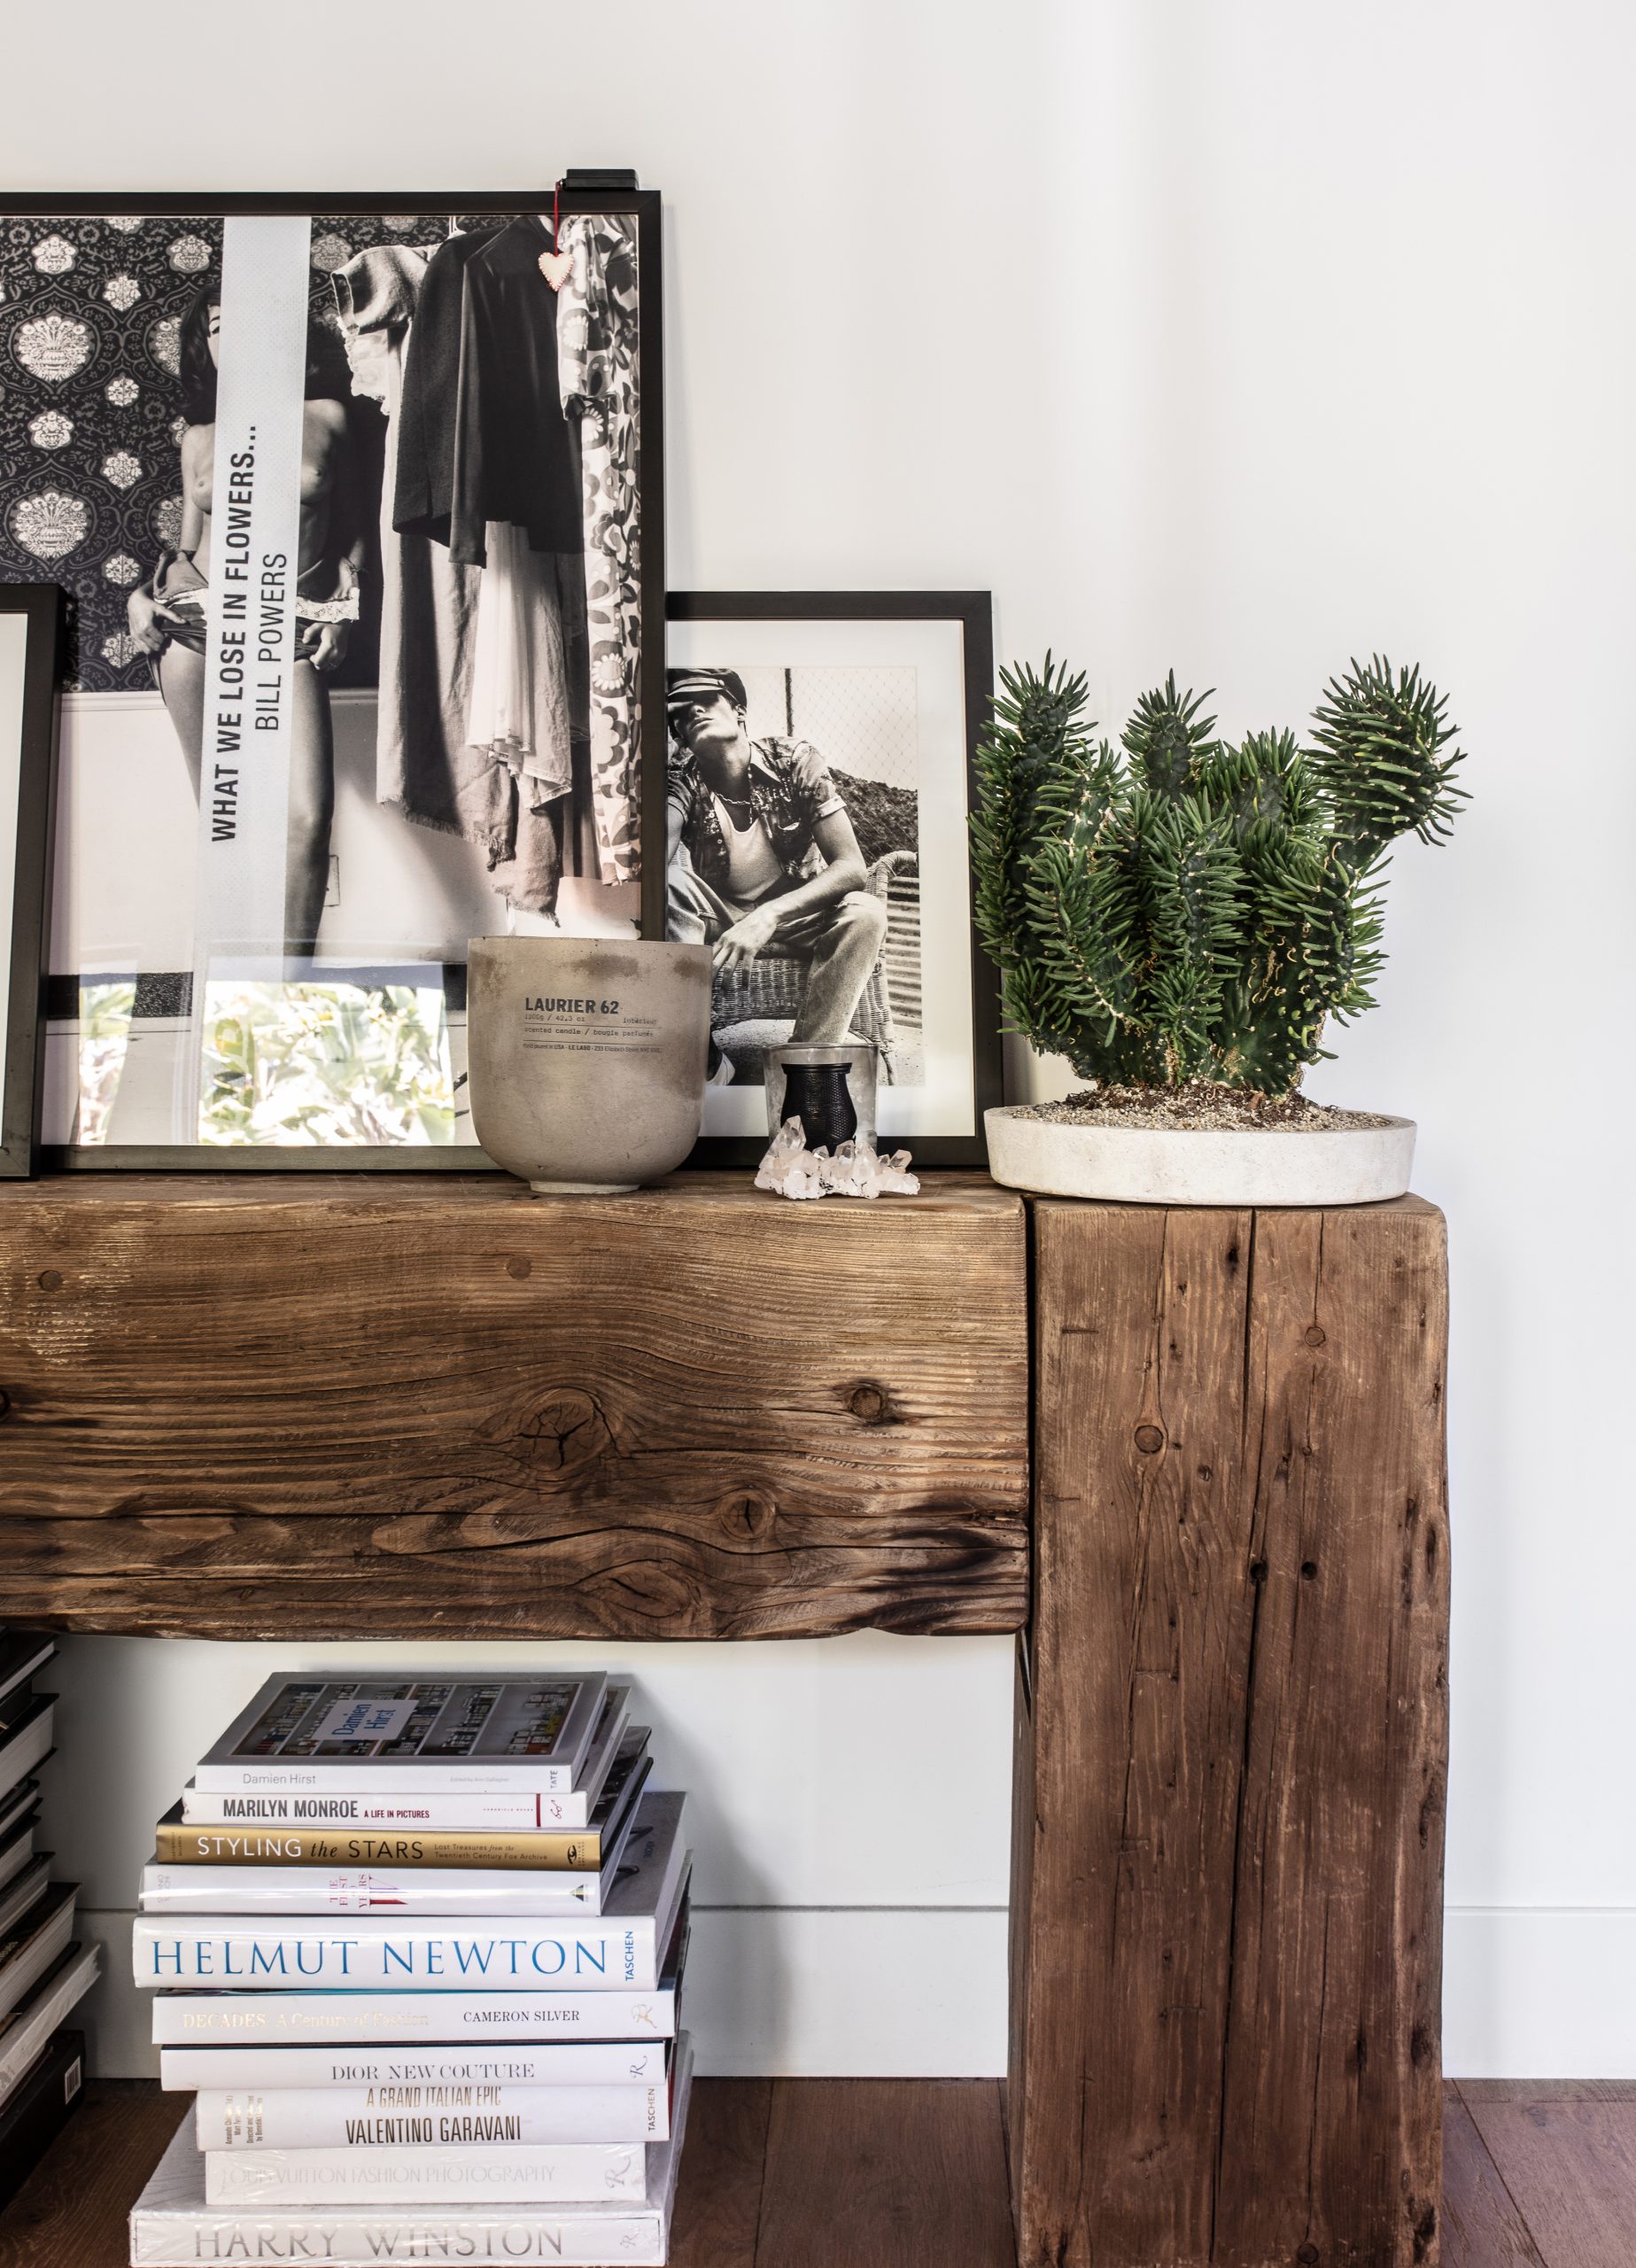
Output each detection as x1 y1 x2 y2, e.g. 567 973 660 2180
985 1105 1416 1208
468 936 712 1194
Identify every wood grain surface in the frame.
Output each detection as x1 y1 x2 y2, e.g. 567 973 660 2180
1462 2097 1636 2268
0 1173 1028 1640
1012 1196 1451 2268
754 2079 1013 2268
1441 2091 1546 2267
0 2079 186 2268
4 2078 1618 2267
1459 2080 1636 2101
670 2078 771 2268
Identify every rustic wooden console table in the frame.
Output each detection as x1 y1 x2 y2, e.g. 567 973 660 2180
0 1173 1449 2268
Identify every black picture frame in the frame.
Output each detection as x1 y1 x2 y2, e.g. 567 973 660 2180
0 586 63 1179
667 589 1002 1169
0 186 663 1171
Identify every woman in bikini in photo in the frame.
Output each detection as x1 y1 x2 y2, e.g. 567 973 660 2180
127 283 366 955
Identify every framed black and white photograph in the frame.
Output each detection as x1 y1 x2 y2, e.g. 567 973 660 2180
0 186 663 1166
666 591 1001 1167
0 586 63 1178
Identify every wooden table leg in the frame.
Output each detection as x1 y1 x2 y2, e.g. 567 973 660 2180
1011 1198 1450 2268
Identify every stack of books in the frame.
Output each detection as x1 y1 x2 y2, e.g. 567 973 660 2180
0 1630 99 2210
126 1673 694 2266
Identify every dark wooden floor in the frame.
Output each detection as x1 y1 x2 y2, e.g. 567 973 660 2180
4 2077 1633 2265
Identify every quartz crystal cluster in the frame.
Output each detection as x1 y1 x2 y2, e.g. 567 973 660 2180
755 1116 920 1201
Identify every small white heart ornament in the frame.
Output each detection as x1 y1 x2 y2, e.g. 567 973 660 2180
538 248 572 291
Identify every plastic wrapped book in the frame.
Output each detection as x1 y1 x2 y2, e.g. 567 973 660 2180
193 1674 610 1795
128 2040 695 2265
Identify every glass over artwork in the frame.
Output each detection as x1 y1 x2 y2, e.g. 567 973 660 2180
665 597 1002 1163
0 587 59 1179
0 199 657 1157
0 613 25 1106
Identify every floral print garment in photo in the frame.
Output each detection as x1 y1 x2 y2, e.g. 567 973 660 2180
557 213 641 882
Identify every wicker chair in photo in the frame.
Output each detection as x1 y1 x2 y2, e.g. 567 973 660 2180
711 850 912 1082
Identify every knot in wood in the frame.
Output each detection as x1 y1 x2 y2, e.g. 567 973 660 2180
717 1488 776 1541
0 1388 9 1422
1133 1424 1165 1456
842 1379 900 1425
505 1255 532 1280
1298 2247 1321 2266
517 1388 611 1476
36 1270 62 1292
1304 1324 1326 1348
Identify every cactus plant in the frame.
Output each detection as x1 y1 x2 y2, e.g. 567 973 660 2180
970 656 1466 1096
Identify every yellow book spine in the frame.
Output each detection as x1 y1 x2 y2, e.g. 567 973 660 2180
151 1826 601 1870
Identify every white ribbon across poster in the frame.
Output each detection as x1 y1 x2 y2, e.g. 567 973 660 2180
192 214 311 1126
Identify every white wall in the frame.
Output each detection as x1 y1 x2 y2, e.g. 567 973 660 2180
49 1635 1012 2080
1026 1 1636 2076
8 0 1636 2075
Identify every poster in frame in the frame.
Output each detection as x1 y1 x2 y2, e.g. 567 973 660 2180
665 590 1002 1168
0 586 63 1178
0 183 664 1169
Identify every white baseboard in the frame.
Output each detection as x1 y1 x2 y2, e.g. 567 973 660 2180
78 1904 1632 2083
1443 1905 1636 2078
74 1907 1012 2081
685 1907 1008 2077
70 1911 153 2078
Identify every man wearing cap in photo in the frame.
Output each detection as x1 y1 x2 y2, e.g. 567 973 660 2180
666 668 888 1079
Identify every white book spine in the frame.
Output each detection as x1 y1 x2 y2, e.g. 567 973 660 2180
140 1861 604 1914
194 2080 668 2148
160 2039 666 2088
133 1915 659 1991
203 2136 647 2206
151 1984 679 2045
131 2204 665 2265
130 2039 692 2267
182 1785 599 1830
193 1759 577 1794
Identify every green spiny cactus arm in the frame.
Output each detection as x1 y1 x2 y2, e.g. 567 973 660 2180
1030 735 1127 860
1307 656 1467 865
1122 672 1220 798
969 656 1093 970
973 652 1466 1095
1118 788 1247 1079
1025 816 1145 1047
1197 728 1321 835
996 954 1105 1076
1220 829 1386 1091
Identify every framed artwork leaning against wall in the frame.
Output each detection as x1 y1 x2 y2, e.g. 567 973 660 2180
0 586 63 1178
0 185 664 1166
666 590 1002 1167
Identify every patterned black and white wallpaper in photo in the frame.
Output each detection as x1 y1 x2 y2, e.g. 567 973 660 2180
0 213 448 690
0 216 222 690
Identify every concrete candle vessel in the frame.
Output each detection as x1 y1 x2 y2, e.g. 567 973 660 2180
467 937 712 1193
